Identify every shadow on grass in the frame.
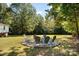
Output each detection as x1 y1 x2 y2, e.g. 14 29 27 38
0 50 4 56
7 51 18 56
23 47 53 56
75 43 79 53
1 41 79 56
7 46 19 56
0 53 6 56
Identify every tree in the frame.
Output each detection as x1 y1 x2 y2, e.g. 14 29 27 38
33 14 44 34
0 3 12 24
46 3 79 35
10 3 42 35
60 4 79 36
46 3 65 34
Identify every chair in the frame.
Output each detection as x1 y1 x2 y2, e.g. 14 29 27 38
52 36 56 42
33 35 41 44
22 35 60 48
44 36 50 44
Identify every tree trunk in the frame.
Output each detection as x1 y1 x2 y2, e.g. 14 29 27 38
74 8 79 39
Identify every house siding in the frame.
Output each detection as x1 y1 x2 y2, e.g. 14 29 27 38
0 23 9 33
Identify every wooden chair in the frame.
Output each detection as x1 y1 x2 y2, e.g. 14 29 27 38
33 35 41 44
52 36 56 42
22 35 60 48
44 36 50 44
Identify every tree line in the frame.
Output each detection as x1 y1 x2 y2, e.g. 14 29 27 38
0 3 79 35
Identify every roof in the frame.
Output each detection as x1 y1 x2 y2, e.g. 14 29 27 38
0 23 9 26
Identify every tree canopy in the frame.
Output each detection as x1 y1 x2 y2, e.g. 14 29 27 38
0 3 79 35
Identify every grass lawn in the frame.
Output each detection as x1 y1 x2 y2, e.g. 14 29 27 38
0 36 24 50
0 35 79 56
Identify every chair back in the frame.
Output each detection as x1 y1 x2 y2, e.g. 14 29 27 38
45 36 50 43
33 35 40 44
52 36 56 42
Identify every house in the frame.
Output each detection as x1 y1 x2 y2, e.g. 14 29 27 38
0 23 9 37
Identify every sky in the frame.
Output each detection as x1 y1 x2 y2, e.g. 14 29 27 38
32 3 50 17
7 3 50 18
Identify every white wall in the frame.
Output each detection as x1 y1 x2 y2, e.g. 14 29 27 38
0 24 9 33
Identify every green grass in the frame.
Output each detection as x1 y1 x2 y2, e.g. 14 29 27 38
0 35 79 56
0 36 23 50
